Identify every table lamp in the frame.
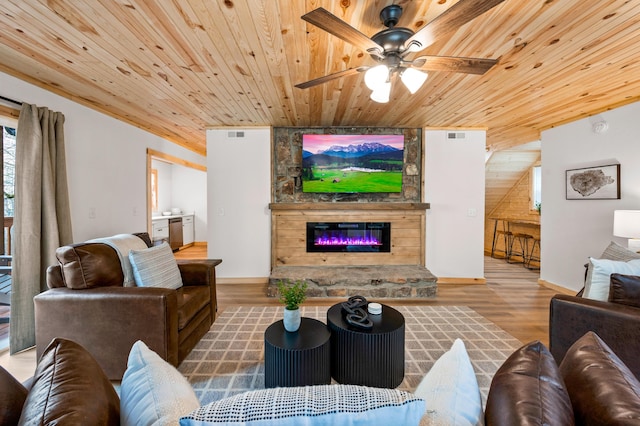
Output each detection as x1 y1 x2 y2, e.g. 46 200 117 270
613 210 640 252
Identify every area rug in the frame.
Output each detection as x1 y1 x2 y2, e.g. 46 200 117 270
178 305 522 406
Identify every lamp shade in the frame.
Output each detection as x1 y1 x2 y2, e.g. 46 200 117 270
400 68 428 94
370 81 391 103
364 65 389 91
613 210 640 238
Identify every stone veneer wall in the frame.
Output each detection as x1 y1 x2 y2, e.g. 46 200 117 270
272 127 422 203
268 265 437 298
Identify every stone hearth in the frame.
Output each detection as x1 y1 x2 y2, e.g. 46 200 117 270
268 265 437 298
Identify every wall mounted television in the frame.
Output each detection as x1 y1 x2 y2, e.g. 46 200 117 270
301 134 404 193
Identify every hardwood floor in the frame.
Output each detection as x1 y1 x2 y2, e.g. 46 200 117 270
0 244 557 382
215 254 554 346
176 243 554 344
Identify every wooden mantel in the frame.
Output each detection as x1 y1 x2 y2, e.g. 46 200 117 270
269 203 430 211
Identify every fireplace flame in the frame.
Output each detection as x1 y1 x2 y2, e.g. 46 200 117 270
314 234 382 246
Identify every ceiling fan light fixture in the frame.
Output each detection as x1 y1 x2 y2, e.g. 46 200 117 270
364 65 389 91
370 81 391 103
297 2 505 93
400 68 428 94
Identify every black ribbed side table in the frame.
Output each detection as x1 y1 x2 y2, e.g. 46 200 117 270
264 317 331 388
327 303 405 388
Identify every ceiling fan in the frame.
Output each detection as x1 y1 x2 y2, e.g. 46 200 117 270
295 0 506 102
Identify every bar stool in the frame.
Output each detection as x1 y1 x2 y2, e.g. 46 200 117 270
508 233 532 264
526 237 540 270
491 219 512 259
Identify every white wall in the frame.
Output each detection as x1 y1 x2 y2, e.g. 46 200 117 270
206 128 271 278
424 130 486 279
541 101 640 292
0 71 206 242
206 127 486 281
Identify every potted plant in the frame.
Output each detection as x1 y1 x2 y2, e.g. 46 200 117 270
277 280 308 332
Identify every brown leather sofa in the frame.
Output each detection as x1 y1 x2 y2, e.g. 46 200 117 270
1 338 120 425
34 233 220 380
549 292 640 379
4 331 640 425
486 331 640 425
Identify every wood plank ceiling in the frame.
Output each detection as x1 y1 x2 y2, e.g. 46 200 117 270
0 0 639 157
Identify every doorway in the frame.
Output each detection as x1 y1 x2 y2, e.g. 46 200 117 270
146 149 207 248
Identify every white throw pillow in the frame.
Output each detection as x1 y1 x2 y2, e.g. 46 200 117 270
584 258 640 301
180 385 425 426
413 339 483 426
121 340 200 426
129 242 183 289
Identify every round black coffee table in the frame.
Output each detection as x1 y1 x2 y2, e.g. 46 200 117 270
327 303 405 388
264 317 331 388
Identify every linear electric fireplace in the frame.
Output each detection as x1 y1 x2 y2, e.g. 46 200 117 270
306 222 391 253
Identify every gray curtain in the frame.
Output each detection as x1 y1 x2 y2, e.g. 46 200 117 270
10 104 73 353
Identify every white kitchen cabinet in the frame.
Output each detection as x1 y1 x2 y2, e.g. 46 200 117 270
152 218 169 243
182 215 195 246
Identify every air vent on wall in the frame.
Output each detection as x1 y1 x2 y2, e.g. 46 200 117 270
227 131 245 138
447 132 466 140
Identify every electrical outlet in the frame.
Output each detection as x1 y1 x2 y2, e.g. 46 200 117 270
467 208 477 217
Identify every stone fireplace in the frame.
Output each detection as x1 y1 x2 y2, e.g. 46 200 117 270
267 203 436 298
268 127 436 298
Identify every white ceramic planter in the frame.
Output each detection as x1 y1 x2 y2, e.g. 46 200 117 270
283 307 301 332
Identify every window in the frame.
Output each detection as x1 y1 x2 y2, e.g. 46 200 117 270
531 164 541 212
3 126 15 218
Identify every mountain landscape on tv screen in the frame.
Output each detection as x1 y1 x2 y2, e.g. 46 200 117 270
301 136 404 193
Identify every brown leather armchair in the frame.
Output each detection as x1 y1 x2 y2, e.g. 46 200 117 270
549 294 640 379
34 234 220 380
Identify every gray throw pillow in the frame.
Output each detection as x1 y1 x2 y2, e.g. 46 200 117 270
129 242 183 289
600 241 640 261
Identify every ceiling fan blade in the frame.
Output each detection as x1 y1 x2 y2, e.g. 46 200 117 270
411 55 498 75
295 67 366 89
404 0 506 53
302 8 383 56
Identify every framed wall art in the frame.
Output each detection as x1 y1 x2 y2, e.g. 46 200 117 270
566 164 620 200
